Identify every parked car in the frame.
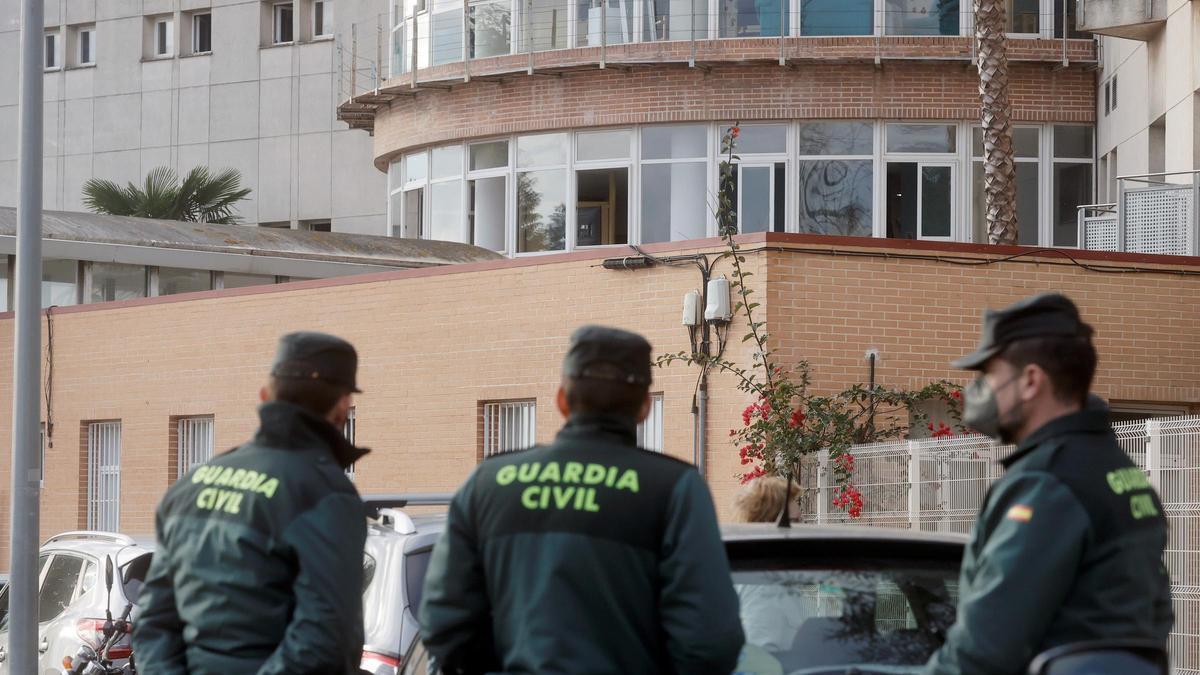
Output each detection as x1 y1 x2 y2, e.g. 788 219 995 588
392 523 970 674
0 531 154 675
359 495 451 675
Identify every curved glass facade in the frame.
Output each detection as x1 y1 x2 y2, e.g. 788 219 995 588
386 121 1094 254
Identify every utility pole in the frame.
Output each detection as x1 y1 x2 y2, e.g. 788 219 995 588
8 0 45 671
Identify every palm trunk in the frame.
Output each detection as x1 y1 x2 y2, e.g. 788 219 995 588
976 0 1018 245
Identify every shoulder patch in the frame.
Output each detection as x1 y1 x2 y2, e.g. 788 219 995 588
1007 504 1034 523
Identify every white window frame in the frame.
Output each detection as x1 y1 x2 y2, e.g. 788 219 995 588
795 120 877 237
636 393 664 452
572 128 635 249
192 12 213 54
482 400 537 457
970 125 1044 245
429 145 467 243
313 0 334 38
44 30 60 70
86 421 121 532
77 26 95 66
637 124 710 242
154 17 175 57
466 139 513 254
400 150 430 239
514 133 570 256
177 416 215 477
1049 124 1095 248
343 407 357 479
274 2 296 44
717 123 790 236
879 122 963 241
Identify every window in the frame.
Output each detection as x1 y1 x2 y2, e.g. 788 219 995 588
797 122 874 237
468 141 510 252
86 421 121 532
641 125 708 243
885 0 960 36
157 268 213 296
222 272 275 289
44 31 59 69
470 0 510 56
89 263 146 304
576 0 634 46
1103 80 1110 117
39 555 86 623
802 0 872 35
721 0 787 37
1052 125 1093 247
726 125 787 234
42 259 78 308
343 407 356 479
576 130 631 247
637 393 664 452
1007 0 1039 34
301 221 332 232
642 0 707 41
154 17 175 57
431 0 462 64
886 124 956 154
274 2 295 44
77 26 95 65
314 0 333 37
192 12 213 53
517 134 568 253
1110 75 1117 113
522 0 569 51
430 146 465 243
482 400 536 457
885 124 958 241
176 416 215 479
971 127 1040 245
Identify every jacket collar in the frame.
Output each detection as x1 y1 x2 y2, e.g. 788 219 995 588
1000 408 1110 469
555 412 639 448
254 401 369 469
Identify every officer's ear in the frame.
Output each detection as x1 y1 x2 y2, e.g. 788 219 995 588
259 385 271 403
556 386 570 418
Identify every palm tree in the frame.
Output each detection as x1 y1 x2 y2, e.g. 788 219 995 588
82 166 252 224
975 0 1018 245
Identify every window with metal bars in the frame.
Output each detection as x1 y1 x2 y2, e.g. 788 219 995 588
343 408 356 479
86 421 121 532
482 400 536 457
177 416 215 478
636 393 664 452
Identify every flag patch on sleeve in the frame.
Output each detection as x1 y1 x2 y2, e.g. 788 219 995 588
1007 505 1033 522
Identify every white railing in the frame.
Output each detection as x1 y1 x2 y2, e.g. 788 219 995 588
799 416 1200 673
1079 171 1200 257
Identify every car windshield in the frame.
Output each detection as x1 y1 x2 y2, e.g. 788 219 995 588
733 562 958 674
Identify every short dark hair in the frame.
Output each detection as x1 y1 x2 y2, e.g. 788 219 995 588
269 376 349 417
1000 335 1097 405
563 364 648 418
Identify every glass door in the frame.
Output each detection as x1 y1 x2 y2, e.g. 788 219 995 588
736 162 786 233
885 161 954 240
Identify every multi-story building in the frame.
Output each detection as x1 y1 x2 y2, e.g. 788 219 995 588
0 0 388 234
337 0 1097 254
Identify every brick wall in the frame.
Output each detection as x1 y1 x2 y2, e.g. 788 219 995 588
2 234 1196 569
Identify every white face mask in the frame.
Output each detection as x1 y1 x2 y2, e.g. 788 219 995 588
962 373 1024 444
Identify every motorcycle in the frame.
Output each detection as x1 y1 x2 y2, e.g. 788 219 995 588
61 557 136 675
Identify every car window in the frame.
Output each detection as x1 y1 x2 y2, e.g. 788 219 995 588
404 549 432 612
363 552 376 593
75 561 97 603
38 555 86 623
0 555 48 631
732 564 958 673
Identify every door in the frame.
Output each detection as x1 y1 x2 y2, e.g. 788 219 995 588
37 554 86 669
0 554 52 674
885 162 955 240
736 162 786 234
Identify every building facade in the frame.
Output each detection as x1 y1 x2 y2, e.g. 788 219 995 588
338 0 1098 255
0 0 388 234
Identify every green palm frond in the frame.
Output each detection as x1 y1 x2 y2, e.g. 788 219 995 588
81 178 138 216
81 165 252 224
190 167 252 224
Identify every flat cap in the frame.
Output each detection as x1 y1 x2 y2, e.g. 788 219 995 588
953 293 1094 370
563 325 653 387
270 331 362 393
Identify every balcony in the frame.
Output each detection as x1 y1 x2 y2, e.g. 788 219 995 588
1077 0 1167 41
1078 171 1200 257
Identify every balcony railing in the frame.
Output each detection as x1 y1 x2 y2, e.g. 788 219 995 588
1077 0 1167 41
1078 170 1200 257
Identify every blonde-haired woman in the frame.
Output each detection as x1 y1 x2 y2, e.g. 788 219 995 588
735 475 800 524
735 475 805 659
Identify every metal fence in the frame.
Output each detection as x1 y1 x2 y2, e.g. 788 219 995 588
86 421 122 532
482 400 537 456
797 416 1200 673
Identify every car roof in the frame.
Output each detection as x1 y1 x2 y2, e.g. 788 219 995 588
721 523 969 546
40 532 154 565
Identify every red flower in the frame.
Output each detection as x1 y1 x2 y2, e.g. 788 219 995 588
950 390 962 401
740 465 768 485
788 409 806 429
731 126 741 138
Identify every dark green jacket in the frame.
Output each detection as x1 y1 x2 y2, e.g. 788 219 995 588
925 410 1173 675
133 402 369 675
419 413 745 675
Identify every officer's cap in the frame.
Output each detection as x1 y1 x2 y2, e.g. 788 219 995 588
270 331 362 393
563 325 653 387
952 293 1094 371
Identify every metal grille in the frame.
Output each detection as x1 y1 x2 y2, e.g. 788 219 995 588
637 393 664 452
86 421 121 532
177 416 214 476
344 408 357 479
1083 215 1118 251
483 400 536 457
1124 186 1194 256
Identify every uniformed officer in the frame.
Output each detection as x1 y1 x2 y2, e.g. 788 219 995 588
419 325 746 675
134 332 370 675
924 293 1173 675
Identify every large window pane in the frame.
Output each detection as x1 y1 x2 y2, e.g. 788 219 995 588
887 124 956 154
432 5 463 65
42 259 77 307
430 180 464 242
576 167 628 246
738 164 785 233
517 133 567 168
470 176 507 251
973 161 1039 245
921 166 952 238
576 0 634 46
642 125 706 159
405 188 425 238
159 268 212 295
90 263 146 303
523 0 569 50
1054 126 1093 159
39 555 84 623
641 162 707 243
886 163 918 239
802 0 872 35
392 25 407 74
517 169 567 252
720 0 788 37
470 0 511 57
390 191 404 237
577 129 632 161
470 141 509 170
1053 162 1092 246
724 124 787 154
642 0 707 40
798 159 873 236
797 122 874 155
972 127 1039 158
406 152 428 183
432 145 463 179
1008 0 1039 33
885 0 959 36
